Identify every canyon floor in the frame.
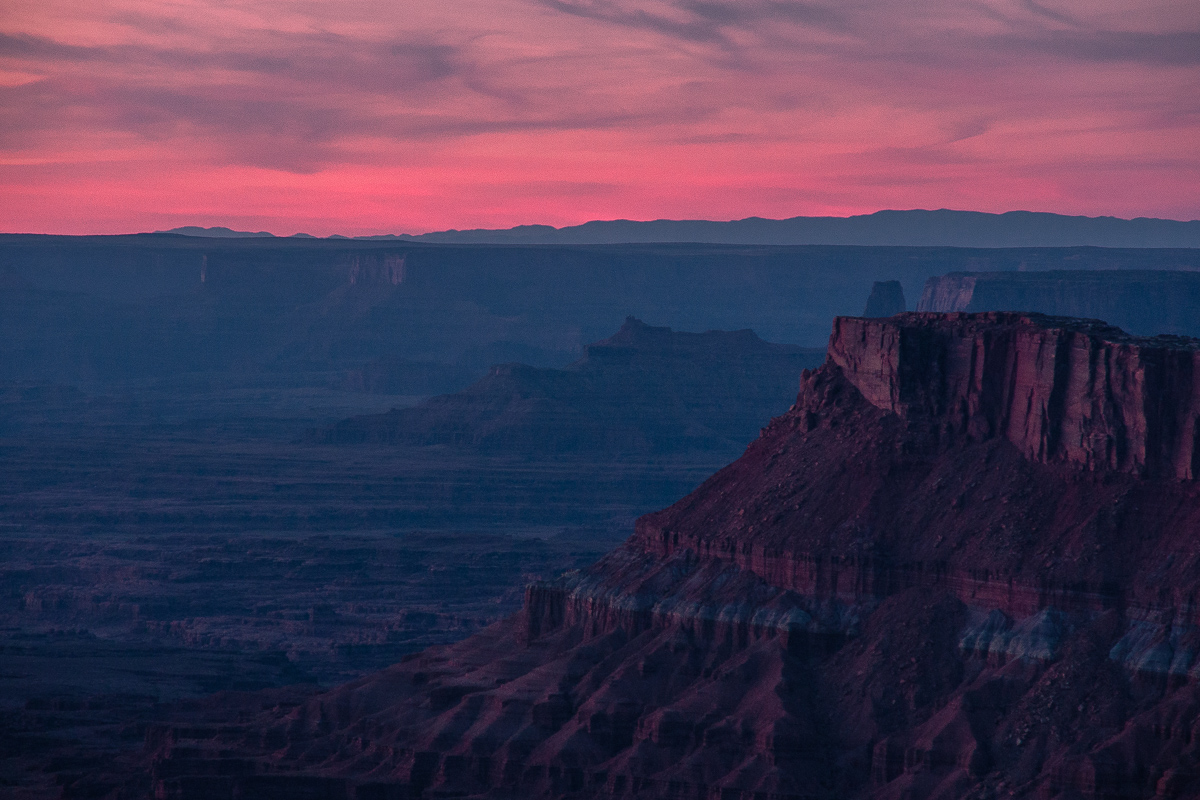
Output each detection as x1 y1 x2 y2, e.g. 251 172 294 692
0 377 726 798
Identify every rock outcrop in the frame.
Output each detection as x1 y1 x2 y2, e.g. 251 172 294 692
141 313 1200 800
862 280 906 317
827 313 1200 479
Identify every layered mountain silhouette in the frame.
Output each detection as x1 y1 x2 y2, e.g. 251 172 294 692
156 225 275 238
325 318 825 457
162 210 1200 248
138 311 1200 799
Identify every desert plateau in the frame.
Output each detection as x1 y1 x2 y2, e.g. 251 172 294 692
6 234 1200 797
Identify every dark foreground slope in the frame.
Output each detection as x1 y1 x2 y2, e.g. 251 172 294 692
325 318 824 456
139 312 1200 800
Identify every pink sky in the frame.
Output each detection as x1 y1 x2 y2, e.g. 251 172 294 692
1 0 1197 235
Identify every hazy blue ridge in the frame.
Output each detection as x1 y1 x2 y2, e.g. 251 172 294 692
158 210 1200 248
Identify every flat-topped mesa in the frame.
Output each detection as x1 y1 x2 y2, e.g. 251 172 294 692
829 311 1200 479
631 311 1200 617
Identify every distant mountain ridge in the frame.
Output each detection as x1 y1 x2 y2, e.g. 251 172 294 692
156 225 276 238
155 226 320 239
161 210 1200 247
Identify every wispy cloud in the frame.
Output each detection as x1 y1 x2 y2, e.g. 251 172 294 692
0 18 724 171
1002 28 1200 66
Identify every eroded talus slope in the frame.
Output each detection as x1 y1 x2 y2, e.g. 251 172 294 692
147 313 1200 800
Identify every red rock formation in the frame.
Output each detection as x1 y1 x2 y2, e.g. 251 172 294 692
826 313 1200 479
143 313 1200 800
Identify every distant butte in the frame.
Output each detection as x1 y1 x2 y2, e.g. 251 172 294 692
862 280 906 317
919 269 1200 338
141 312 1200 799
325 317 825 457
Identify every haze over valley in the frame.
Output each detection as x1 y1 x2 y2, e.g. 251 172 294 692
3 231 1200 796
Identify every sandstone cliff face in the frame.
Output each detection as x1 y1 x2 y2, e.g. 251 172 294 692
142 313 1200 800
827 313 1200 479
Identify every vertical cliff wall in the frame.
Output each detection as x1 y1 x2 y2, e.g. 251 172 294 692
828 312 1200 479
862 280 906 317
